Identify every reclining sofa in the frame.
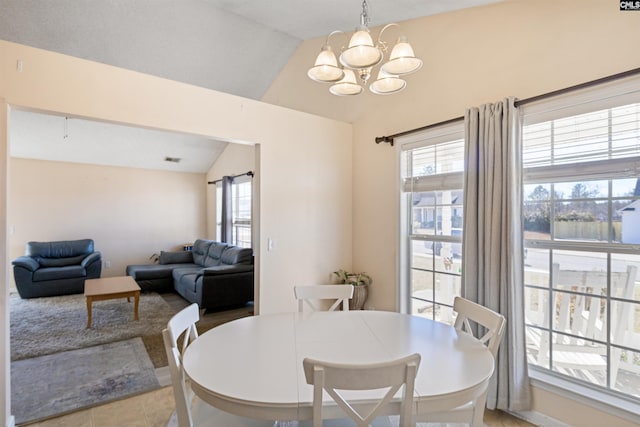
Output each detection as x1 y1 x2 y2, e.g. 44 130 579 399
12 239 102 299
126 239 254 311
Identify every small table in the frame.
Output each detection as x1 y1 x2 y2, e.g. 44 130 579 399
84 276 141 328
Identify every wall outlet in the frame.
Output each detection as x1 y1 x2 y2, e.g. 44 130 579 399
104 260 111 269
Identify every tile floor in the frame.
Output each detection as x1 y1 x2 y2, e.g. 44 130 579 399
24 385 537 427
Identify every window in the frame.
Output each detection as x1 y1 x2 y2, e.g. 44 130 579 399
521 81 640 402
216 176 252 248
399 122 465 323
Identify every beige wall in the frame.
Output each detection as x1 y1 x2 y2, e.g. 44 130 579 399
206 142 256 240
8 158 207 287
264 0 640 312
0 40 353 425
262 0 640 425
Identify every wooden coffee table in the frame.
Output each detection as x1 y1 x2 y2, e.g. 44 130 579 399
84 276 141 328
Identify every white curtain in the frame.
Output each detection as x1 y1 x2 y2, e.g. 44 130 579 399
462 97 530 411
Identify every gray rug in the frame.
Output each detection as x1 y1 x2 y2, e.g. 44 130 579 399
11 337 159 425
10 292 176 367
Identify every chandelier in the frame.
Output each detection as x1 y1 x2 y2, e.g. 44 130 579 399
307 0 423 96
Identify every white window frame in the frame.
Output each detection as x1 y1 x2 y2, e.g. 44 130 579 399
520 73 640 418
397 121 465 319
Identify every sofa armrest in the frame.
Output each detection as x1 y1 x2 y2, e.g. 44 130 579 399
81 251 101 267
12 256 40 272
200 264 254 277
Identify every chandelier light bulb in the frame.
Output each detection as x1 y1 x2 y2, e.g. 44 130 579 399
329 69 364 96
381 36 423 76
307 45 345 83
339 29 383 69
369 69 407 95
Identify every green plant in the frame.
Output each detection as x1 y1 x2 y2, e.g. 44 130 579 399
332 269 372 286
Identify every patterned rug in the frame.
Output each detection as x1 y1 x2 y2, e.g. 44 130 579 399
11 337 159 425
10 292 176 367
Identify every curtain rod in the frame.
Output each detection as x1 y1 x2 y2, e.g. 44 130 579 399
375 66 640 146
514 66 640 107
207 170 254 185
375 116 463 147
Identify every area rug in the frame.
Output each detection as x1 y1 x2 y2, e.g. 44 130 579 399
11 337 159 425
10 292 176 367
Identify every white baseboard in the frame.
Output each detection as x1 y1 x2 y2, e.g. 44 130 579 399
511 410 571 427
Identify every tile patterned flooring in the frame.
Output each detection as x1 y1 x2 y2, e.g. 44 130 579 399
25 385 536 427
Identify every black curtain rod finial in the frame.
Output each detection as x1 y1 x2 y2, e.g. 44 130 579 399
375 136 394 147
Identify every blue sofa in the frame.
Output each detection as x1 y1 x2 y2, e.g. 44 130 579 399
126 239 254 311
12 239 102 299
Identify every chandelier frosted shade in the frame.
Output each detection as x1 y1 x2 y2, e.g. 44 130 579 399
369 70 406 95
339 29 383 69
381 37 423 75
329 69 364 96
306 0 422 96
307 45 345 83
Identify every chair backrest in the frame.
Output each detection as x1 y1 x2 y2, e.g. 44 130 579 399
162 303 201 427
453 296 506 359
303 353 421 427
294 285 354 312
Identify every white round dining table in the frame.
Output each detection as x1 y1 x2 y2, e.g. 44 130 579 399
182 310 494 422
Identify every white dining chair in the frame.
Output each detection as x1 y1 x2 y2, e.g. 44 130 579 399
294 284 354 312
163 303 274 427
302 353 421 427
414 296 506 427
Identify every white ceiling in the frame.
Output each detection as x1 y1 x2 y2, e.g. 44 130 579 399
205 0 501 40
10 110 228 174
0 0 501 172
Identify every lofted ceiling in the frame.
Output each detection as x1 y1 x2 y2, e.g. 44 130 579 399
0 0 501 172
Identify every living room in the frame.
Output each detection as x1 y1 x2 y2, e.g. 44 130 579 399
1 1 640 427
7 109 257 286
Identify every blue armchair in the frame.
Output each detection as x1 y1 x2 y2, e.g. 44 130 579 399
12 239 102 298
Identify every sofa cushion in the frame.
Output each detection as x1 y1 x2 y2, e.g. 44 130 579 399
172 266 203 293
221 246 253 265
172 265 203 282
33 265 85 281
37 254 86 267
192 239 214 265
159 250 193 265
26 239 94 259
203 242 228 267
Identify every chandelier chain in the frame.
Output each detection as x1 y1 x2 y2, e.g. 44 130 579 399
361 0 370 27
